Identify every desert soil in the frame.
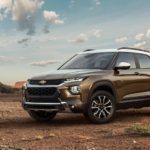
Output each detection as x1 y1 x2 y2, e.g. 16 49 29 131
0 94 150 150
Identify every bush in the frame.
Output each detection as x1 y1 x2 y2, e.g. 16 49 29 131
126 124 150 136
0 82 15 94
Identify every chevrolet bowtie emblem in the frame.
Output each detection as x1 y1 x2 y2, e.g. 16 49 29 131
39 80 47 85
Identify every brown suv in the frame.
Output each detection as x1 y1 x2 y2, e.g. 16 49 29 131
22 47 150 124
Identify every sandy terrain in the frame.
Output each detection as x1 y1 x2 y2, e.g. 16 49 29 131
0 94 150 150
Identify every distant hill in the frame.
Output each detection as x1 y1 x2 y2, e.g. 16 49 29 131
14 81 26 89
0 81 25 94
0 82 15 94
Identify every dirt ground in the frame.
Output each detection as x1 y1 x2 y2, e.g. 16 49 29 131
0 94 150 150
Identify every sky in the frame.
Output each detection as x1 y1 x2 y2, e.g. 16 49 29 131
0 0 150 85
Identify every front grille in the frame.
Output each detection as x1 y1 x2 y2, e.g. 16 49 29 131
27 87 57 96
29 79 65 85
24 104 64 110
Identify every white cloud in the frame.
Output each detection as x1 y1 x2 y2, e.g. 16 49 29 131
32 34 57 42
115 36 127 43
38 0 45 8
69 33 89 43
69 29 102 44
0 0 11 20
0 55 14 62
69 0 75 8
95 0 101 5
146 29 150 38
30 60 61 67
0 53 28 63
134 41 147 49
0 0 12 9
92 29 102 38
12 0 44 35
0 0 44 35
135 33 144 41
0 56 7 62
43 10 64 25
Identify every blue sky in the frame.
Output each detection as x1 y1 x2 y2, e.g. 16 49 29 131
0 0 150 84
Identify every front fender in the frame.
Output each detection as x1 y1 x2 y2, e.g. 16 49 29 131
80 78 118 103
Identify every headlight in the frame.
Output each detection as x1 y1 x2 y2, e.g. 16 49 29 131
22 82 27 89
69 86 80 94
22 82 27 97
64 78 84 83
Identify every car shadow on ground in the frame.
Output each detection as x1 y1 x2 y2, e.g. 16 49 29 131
0 109 150 130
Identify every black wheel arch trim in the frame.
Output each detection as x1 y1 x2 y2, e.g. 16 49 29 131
88 80 118 102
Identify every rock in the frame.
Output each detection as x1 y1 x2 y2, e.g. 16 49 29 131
15 148 25 150
0 145 8 148
133 140 137 144
35 135 44 140
48 133 55 137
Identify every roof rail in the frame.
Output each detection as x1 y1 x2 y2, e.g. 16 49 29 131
83 49 95 52
118 47 150 53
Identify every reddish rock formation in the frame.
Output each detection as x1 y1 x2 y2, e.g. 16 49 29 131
14 81 26 89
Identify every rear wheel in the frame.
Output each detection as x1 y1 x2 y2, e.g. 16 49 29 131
84 91 116 124
28 110 57 122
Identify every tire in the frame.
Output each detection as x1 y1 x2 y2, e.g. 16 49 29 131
28 110 57 122
84 91 116 124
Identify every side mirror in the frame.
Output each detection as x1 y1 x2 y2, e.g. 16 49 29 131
114 62 131 70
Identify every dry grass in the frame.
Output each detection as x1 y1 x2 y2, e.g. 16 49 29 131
126 124 150 136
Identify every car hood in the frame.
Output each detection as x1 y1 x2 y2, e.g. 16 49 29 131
30 69 108 80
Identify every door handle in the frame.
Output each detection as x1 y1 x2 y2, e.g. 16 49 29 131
134 72 140 75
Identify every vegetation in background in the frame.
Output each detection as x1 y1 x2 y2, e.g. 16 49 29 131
126 124 150 136
0 82 16 94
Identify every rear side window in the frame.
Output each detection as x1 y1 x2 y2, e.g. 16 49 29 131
136 54 150 69
116 52 136 69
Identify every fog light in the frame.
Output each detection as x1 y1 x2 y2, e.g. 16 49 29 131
70 86 80 94
71 105 75 109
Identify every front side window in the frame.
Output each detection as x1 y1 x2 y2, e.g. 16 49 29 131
116 52 136 69
60 52 115 70
136 53 150 69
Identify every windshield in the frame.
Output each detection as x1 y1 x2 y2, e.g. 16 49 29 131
59 52 115 70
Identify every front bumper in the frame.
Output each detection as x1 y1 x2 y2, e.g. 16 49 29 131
22 83 84 113
22 98 83 113
23 100 67 112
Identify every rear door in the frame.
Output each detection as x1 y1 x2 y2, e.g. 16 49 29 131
133 53 150 99
114 52 146 101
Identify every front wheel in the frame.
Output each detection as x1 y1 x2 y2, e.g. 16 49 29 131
28 110 57 122
84 91 116 124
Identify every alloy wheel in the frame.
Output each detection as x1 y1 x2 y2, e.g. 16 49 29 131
91 95 113 119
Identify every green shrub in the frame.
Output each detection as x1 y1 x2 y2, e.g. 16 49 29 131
126 124 150 136
0 82 15 94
